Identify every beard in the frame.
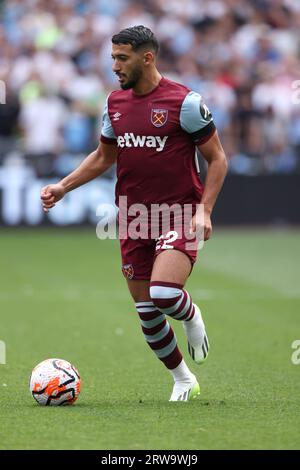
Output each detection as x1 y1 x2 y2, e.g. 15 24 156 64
119 64 143 90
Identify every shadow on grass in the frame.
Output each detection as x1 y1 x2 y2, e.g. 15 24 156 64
25 398 228 410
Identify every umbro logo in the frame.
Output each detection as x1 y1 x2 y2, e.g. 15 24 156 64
113 112 122 121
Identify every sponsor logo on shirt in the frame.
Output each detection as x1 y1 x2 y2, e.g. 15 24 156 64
117 133 168 152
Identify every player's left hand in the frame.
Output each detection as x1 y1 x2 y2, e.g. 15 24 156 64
190 209 212 241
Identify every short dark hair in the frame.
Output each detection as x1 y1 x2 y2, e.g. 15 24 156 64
112 25 159 55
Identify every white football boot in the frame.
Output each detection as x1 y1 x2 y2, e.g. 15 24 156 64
169 374 200 402
182 304 209 364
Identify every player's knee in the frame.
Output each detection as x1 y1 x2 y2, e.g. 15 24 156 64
150 282 182 310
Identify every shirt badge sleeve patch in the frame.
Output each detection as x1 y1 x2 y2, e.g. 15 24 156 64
151 109 168 127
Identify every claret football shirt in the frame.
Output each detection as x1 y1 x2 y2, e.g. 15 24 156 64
101 77 216 208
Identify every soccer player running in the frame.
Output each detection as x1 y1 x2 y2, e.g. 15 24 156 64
41 26 228 401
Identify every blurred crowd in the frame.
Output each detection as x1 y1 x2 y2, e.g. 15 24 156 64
1 0 300 176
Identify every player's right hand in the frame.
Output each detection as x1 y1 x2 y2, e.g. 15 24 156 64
40 183 66 213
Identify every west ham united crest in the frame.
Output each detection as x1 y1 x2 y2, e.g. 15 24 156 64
151 109 168 127
122 264 134 279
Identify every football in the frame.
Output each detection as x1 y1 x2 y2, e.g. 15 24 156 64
29 358 81 406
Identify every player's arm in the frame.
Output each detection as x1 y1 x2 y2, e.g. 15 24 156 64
41 94 118 213
41 143 117 213
194 131 228 240
179 90 228 240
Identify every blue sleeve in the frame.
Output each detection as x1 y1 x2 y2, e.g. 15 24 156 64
101 95 117 140
179 91 216 144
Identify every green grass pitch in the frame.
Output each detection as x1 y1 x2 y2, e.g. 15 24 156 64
0 228 299 450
